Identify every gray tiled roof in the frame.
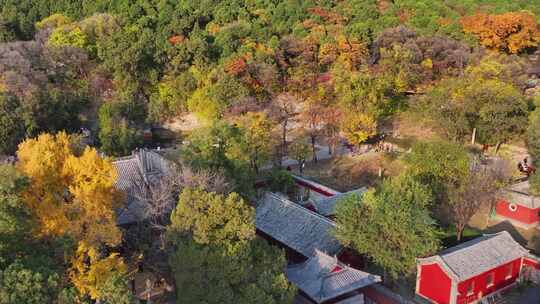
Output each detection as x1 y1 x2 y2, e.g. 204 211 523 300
503 181 540 209
114 156 144 192
287 250 381 303
113 150 171 225
312 188 367 216
419 231 529 281
255 193 342 257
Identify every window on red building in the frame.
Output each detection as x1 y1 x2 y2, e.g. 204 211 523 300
486 273 494 287
467 281 474 296
506 263 513 279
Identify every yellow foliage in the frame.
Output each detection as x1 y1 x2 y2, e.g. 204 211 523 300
207 22 221 35
70 242 127 300
421 58 433 69
336 35 368 70
36 13 73 30
63 148 122 246
0 75 6 93
309 25 327 42
341 112 377 146
235 112 272 145
229 112 274 171
17 132 73 235
48 25 87 49
319 43 338 66
17 132 122 247
187 88 222 121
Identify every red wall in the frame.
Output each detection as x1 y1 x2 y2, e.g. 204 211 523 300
495 200 540 225
418 263 452 304
363 286 399 304
294 179 336 196
456 259 521 304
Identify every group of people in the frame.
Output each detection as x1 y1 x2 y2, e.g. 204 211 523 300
518 157 535 176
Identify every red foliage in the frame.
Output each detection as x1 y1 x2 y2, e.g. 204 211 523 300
397 9 411 23
168 35 185 45
308 7 332 20
226 57 247 76
307 6 346 24
316 73 332 84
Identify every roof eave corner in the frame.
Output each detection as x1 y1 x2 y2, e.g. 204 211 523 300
417 255 460 282
416 255 438 265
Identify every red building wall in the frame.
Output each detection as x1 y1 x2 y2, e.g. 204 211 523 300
293 178 337 197
456 259 521 304
418 263 451 304
495 200 540 225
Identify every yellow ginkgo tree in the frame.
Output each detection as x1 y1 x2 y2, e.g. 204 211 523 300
17 132 122 247
17 132 129 301
341 112 377 147
70 242 128 300
17 132 73 236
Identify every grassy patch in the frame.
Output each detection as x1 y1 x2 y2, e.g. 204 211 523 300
440 226 482 248
299 153 405 192
385 135 418 150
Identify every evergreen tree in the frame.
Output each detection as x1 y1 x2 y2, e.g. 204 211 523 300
334 173 441 279
167 188 295 304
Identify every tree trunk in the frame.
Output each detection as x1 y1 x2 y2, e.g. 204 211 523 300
456 224 464 242
282 120 288 150
281 120 288 165
332 139 338 156
311 135 317 163
252 151 259 174
495 142 502 155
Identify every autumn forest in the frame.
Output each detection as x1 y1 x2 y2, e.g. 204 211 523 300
1 0 540 303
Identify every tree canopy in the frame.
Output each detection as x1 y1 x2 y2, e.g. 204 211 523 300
17 132 122 247
14 132 130 301
414 56 528 145
167 188 295 304
0 1 539 301
0 165 71 303
334 173 441 279
461 11 540 54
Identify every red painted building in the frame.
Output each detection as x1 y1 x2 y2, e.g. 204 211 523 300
416 231 529 304
495 181 540 228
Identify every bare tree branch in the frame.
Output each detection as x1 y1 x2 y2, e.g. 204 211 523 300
131 163 231 231
450 164 510 241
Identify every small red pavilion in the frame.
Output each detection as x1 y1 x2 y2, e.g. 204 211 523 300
415 231 529 304
495 181 540 228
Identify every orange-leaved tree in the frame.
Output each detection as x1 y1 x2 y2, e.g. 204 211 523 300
461 11 540 54
17 132 122 247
